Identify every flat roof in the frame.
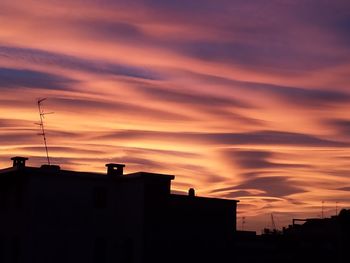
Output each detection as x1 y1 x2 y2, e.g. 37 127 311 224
0 166 175 181
171 193 239 203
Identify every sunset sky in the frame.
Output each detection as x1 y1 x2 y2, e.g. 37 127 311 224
0 0 350 231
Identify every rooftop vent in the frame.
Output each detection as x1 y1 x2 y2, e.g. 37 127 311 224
40 165 61 171
105 163 125 176
11 156 28 168
188 188 195 197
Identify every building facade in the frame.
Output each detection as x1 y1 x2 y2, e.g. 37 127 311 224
0 157 238 263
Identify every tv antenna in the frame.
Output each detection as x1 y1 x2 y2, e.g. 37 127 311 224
336 201 339 216
241 216 246 231
36 98 54 165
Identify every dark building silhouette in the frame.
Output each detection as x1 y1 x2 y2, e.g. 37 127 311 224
0 157 238 263
279 211 350 263
232 212 350 263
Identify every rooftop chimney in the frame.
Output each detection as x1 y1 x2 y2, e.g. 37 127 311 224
11 156 28 168
105 163 125 176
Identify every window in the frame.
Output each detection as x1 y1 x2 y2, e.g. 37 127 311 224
0 187 9 211
93 187 107 209
12 237 20 263
93 237 106 263
15 184 23 209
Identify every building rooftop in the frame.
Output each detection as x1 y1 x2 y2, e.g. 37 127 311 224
0 156 175 181
0 156 239 204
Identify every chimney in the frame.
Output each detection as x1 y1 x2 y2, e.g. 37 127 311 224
188 188 195 197
11 156 28 168
105 163 125 176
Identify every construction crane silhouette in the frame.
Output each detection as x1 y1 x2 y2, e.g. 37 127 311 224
271 213 277 231
263 213 280 235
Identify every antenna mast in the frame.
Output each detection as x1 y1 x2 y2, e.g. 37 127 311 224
321 200 324 219
336 201 339 216
36 98 53 165
241 216 246 231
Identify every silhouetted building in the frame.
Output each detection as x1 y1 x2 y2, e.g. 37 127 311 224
280 211 350 263
0 157 238 263
233 212 350 263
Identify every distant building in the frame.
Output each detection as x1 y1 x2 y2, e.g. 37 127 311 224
0 157 238 263
280 211 350 263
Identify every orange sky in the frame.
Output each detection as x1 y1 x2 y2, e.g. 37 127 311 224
0 0 350 232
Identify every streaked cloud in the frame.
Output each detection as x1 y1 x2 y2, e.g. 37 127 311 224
214 176 305 198
0 46 161 80
0 67 76 90
95 130 350 147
